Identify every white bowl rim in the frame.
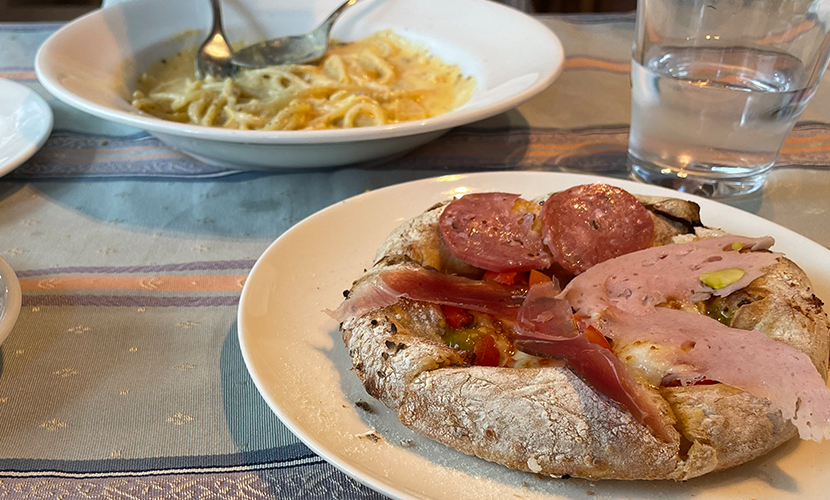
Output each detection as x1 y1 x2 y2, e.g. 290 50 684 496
0 256 21 347
34 0 564 145
0 78 54 176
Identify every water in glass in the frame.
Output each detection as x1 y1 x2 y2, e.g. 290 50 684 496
629 46 817 196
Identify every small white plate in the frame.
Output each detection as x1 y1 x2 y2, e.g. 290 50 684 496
0 255 22 346
0 79 53 177
35 0 563 170
238 172 830 500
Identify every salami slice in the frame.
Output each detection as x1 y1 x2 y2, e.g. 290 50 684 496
542 184 654 275
439 192 552 272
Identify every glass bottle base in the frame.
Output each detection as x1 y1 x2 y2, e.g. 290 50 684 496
627 155 770 199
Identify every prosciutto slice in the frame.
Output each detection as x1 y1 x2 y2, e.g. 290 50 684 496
328 266 525 324
332 268 672 440
514 282 673 441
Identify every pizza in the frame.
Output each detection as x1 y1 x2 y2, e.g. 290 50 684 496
329 183 830 480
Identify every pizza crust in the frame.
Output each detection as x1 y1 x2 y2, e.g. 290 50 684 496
662 384 796 474
373 201 481 277
339 193 829 480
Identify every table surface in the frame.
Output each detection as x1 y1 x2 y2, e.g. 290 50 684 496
0 12 829 500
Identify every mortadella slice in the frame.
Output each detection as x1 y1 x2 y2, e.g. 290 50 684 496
560 235 830 441
598 307 830 442
563 235 782 317
328 265 526 324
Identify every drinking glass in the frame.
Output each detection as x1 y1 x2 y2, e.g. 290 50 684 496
628 0 830 197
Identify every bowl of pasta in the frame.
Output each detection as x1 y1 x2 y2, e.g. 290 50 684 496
35 0 564 169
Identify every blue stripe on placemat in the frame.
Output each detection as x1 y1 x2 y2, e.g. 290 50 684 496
452 123 631 134
0 460 387 500
453 120 830 134
0 65 35 71
12 131 240 178
22 295 243 307
17 260 258 277
0 443 318 477
0 22 65 32
540 12 635 24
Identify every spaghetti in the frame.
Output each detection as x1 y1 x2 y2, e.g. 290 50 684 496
131 31 475 130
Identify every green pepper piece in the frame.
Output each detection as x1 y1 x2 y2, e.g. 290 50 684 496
443 329 481 351
699 268 746 289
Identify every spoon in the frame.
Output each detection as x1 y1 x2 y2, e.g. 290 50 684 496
195 0 235 78
232 0 360 68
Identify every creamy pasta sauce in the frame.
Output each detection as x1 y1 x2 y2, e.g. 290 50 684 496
131 31 475 130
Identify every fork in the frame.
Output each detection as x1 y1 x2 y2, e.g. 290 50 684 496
195 0 235 78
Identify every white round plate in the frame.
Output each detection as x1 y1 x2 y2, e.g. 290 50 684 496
0 255 22 347
238 172 830 500
34 0 563 170
0 79 53 177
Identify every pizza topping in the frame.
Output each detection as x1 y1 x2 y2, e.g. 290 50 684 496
442 311 515 365
564 235 782 317
472 334 501 366
441 305 474 329
328 265 526 324
328 275 404 324
483 270 526 286
513 282 673 442
581 325 612 350
528 269 551 286
599 307 830 442
698 268 746 289
439 192 552 272
559 235 830 441
378 267 525 320
541 184 655 275
704 295 749 326
443 329 480 351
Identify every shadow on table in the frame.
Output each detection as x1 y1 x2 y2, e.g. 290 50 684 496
14 168 471 241
219 321 308 456
218 321 388 499
0 182 26 203
389 112 630 176
722 190 765 214
20 173 443 239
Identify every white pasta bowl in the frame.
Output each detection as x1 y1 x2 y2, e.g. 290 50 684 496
35 0 564 169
